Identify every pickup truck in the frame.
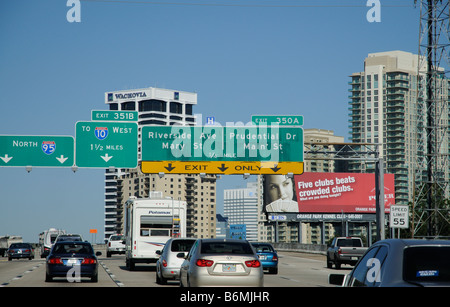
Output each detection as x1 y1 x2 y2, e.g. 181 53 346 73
326 237 367 269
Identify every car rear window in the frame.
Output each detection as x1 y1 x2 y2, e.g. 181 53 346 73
171 240 195 252
53 244 93 255
253 244 274 252
403 246 450 283
201 242 254 255
337 239 362 247
9 243 30 249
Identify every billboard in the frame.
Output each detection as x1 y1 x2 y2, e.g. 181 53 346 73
263 172 395 214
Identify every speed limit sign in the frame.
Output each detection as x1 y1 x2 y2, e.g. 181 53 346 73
390 205 409 229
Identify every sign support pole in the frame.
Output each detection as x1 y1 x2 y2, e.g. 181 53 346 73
375 157 385 241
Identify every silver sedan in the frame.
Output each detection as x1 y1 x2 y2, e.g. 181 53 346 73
179 239 264 287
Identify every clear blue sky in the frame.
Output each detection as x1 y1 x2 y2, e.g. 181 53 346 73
0 0 418 243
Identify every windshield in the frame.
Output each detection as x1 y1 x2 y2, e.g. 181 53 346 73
201 242 254 255
404 246 450 283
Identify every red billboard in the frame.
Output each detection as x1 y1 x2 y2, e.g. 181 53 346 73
263 172 395 214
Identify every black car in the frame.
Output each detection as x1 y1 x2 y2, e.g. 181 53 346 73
46 241 101 282
7 243 34 261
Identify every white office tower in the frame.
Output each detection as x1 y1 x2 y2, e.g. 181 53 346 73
223 182 259 242
103 87 216 241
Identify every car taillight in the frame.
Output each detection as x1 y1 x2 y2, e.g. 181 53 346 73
272 255 278 262
108 242 111 247
338 248 342 255
48 257 63 264
162 259 168 267
196 259 214 267
82 258 97 264
245 260 261 268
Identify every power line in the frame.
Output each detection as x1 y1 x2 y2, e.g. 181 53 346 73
80 0 412 9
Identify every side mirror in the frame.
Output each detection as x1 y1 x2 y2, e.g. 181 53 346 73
328 274 346 286
96 251 102 256
156 250 162 255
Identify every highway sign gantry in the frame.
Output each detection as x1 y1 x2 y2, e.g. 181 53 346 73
141 126 303 162
0 135 74 167
75 121 138 168
140 125 304 175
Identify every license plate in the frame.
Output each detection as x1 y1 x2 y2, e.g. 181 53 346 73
222 264 236 272
258 255 267 260
65 259 79 266
351 257 358 261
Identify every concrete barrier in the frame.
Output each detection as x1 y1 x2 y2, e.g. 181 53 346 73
272 243 327 255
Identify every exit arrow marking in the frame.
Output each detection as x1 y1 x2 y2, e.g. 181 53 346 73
165 163 175 172
0 154 13 164
218 163 228 172
271 164 281 173
101 153 113 162
56 155 68 164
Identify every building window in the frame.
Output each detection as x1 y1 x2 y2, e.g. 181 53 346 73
170 102 183 114
139 99 166 112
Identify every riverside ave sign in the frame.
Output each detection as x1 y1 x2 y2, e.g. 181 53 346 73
141 124 304 175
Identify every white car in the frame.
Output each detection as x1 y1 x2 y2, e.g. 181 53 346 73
106 234 125 257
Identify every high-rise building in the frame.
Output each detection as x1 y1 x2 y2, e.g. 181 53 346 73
348 51 449 205
223 181 258 241
103 87 217 241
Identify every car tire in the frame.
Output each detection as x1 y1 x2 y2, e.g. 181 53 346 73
91 274 98 282
126 258 135 271
326 256 333 269
269 267 278 274
45 274 53 282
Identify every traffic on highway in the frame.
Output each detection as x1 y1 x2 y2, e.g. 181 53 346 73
0 242 333 288
2 235 450 289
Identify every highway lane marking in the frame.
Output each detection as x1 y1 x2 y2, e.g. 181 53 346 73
0 262 44 287
99 260 124 287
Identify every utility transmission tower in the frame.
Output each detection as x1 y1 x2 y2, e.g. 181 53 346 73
415 0 450 238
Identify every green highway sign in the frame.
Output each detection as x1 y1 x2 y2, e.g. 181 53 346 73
251 115 303 126
0 135 74 167
91 110 138 122
75 121 138 168
141 125 303 162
